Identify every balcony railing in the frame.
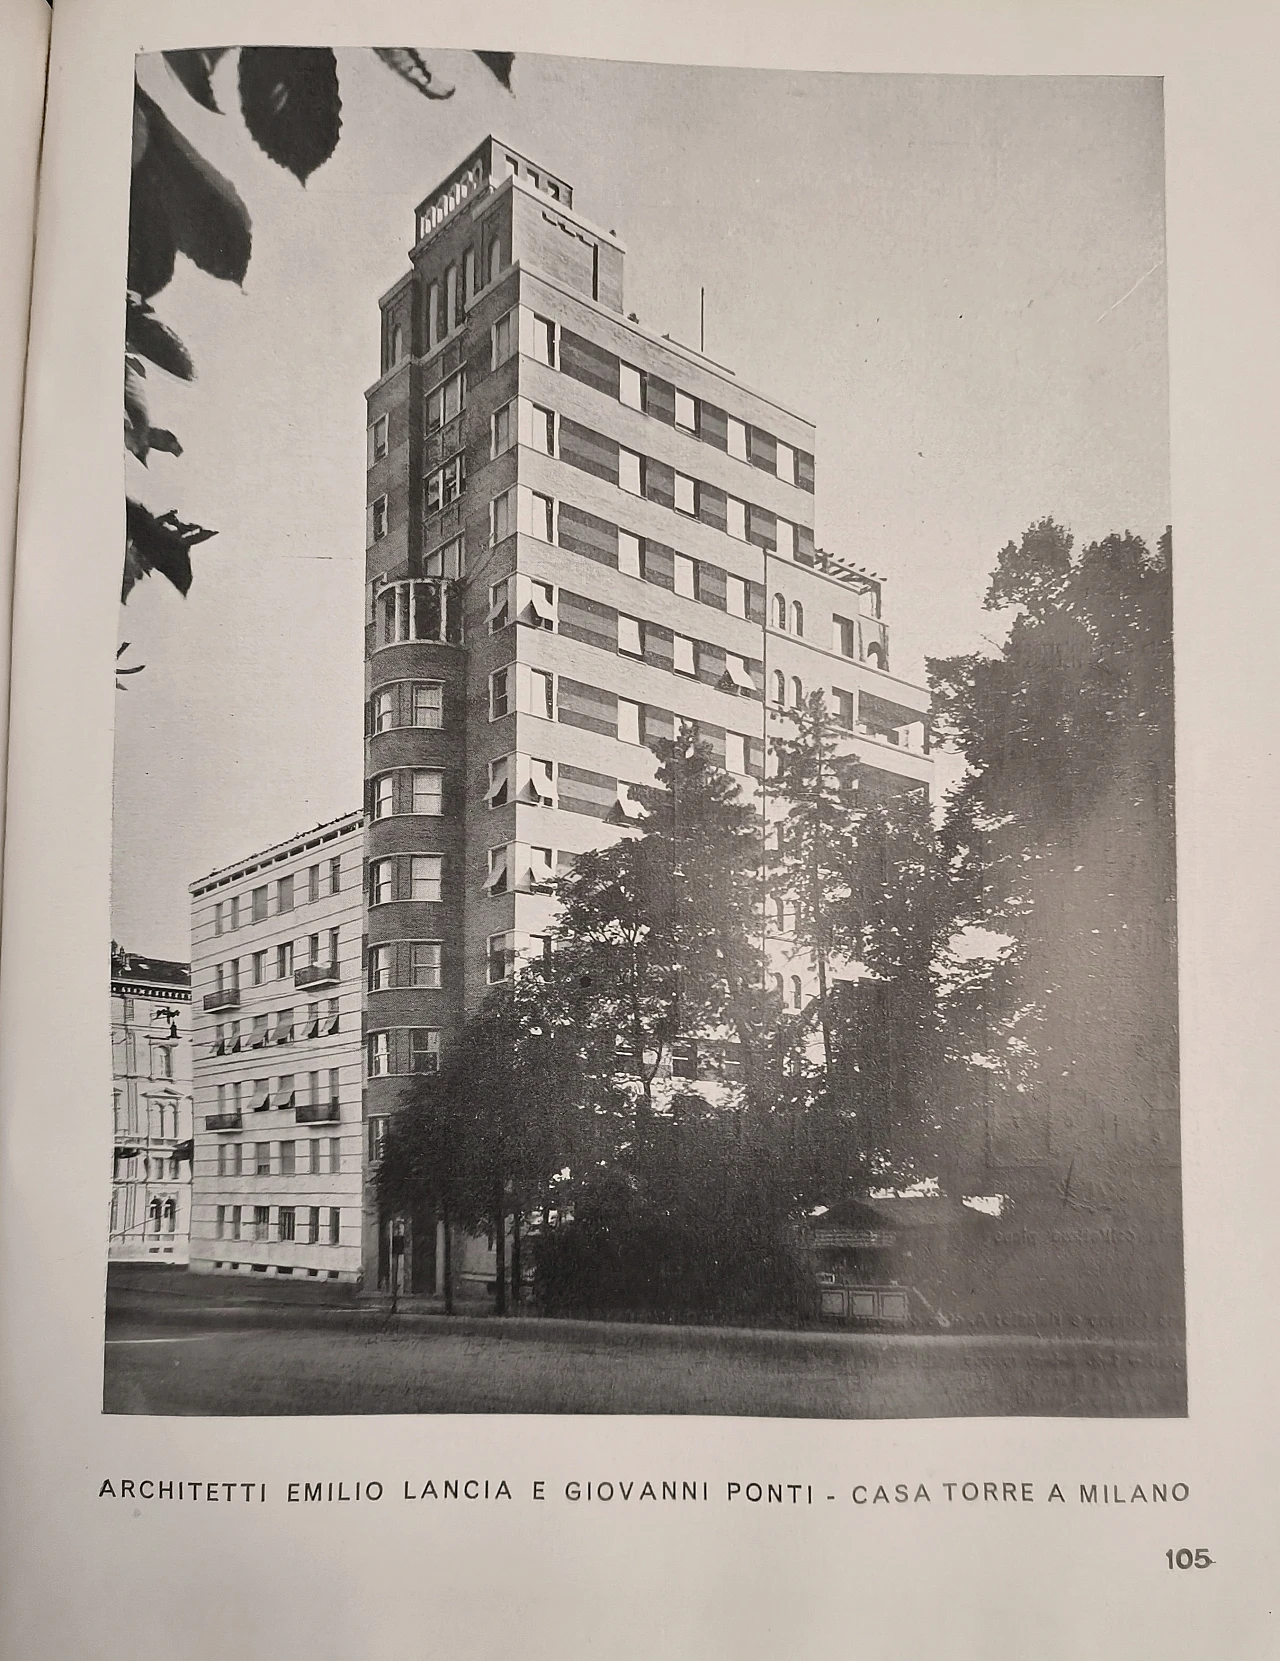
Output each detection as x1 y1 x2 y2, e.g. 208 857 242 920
203 988 241 1011
295 1099 341 1125
295 962 340 990
205 1112 243 1132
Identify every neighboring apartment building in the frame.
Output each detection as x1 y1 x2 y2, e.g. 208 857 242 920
109 944 192 1263
187 813 365 1282
363 137 933 1292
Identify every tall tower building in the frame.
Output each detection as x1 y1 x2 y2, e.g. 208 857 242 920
364 138 932 1292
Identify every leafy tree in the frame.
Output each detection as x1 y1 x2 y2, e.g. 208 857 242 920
124 47 513 604
551 725 768 1122
928 518 1177 1188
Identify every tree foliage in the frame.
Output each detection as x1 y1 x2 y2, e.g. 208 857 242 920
123 47 513 610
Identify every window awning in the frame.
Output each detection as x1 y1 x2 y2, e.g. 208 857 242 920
485 847 510 892
722 655 754 692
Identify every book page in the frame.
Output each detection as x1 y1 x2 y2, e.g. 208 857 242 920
2 0 1277 1655
0 0 51 899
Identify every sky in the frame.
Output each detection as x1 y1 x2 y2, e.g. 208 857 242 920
113 52 1169 961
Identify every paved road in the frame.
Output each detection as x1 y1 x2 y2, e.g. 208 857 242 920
103 1304 1185 1418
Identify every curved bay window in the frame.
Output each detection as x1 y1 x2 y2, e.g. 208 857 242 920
373 579 463 648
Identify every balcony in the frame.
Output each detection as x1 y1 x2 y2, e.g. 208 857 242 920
205 1112 243 1132
203 988 241 1012
295 1099 341 1125
295 962 340 990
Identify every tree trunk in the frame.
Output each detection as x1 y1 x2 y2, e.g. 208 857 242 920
511 1211 522 1307
493 1185 507 1315
441 1205 454 1316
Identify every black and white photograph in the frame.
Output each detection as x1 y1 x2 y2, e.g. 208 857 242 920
105 47 1182 1418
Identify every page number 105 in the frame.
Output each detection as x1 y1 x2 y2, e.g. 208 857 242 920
1166 1549 1214 1569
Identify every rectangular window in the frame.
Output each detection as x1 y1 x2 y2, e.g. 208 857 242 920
618 532 642 578
618 615 642 658
373 775 394 820
486 845 510 895
426 281 439 348
834 687 855 729
726 732 747 775
532 315 556 366
214 900 225 936
724 653 754 693
251 951 266 986
489 665 513 720
446 263 460 329
489 576 511 633
618 698 642 745
370 860 394 906
674 554 697 598
328 1208 341 1246
309 1141 321 1176
229 895 240 930
726 497 747 540
368 1119 388 1165
674 473 697 516
275 1008 294 1045
373 689 394 733
412 770 444 815
776 441 796 485
488 932 512 984
619 364 643 410
255 1143 271 1176
524 489 555 542
487 755 510 808
531 404 556 456
618 448 642 494
411 682 443 728
423 534 463 578
492 401 515 457
371 415 389 462
277 1205 296 1242
410 856 443 903
329 856 341 895
776 519 796 560
410 1029 441 1074
727 418 749 460
425 371 465 434
368 945 392 991
252 886 268 923
307 1205 321 1243
526 668 555 720
726 575 748 618
371 497 387 541
215 1205 226 1240
229 1204 241 1240
367 1033 390 1077
253 1206 270 1242
491 487 516 545
411 942 442 988
833 614 857 658
675 389 697 431
275 942 293 979
328 1138 341 1175
217 1143 228 1177
277 875 294 914
463 246 476 302
530 581 556 630
279 1141 296 1177
492 310 515 368
673 634 697 676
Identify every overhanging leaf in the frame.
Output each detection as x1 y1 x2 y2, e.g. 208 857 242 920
238 47 342 184
374 48 455 101
131 88 252 291
125 294 194 380
163 48 229 112
124 499 216 601
124 359 150 462
474 51 515 90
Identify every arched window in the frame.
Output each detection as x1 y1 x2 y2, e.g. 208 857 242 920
790 976 803 1010
791 676 804 708
865 641 885 670
781 900 798 934
771 670 786 707
391 324 404 365
163 1198 176 1235
773 593 787 630
791 600 804 637
772 974 785 1002
148 1197 162 1236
